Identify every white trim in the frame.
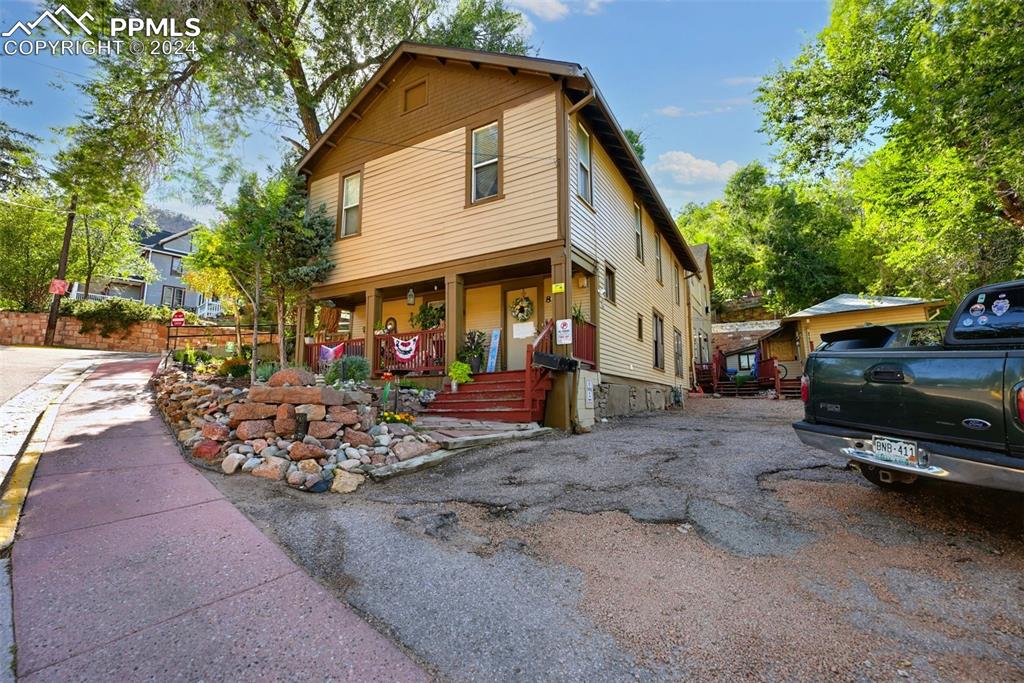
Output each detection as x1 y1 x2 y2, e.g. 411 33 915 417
341 172 361 236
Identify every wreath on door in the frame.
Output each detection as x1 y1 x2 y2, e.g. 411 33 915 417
510 295 534 322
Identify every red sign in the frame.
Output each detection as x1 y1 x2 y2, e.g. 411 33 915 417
49 279 68 295
170 310 186 327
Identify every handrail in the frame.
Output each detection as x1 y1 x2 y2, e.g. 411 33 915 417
524 319 555 413
532 319 554 350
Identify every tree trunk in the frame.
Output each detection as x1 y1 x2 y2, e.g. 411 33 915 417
996 180 1024 228
251 267 261 385
276 287 287 367
233 307 243 358
83 274 92 300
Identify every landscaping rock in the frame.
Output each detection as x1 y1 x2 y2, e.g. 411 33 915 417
267 368 316 387
374 434 392 447
289 443 325 461
227 402 278 422
302 434 322 447
297 459 322 474
222 453 247 474
251 438 268 454
249 385 348 405
326 406 360 425
339 458 362 471
274 417 297 436
236 419 274 441
287 470 306 486
177 428 198 443
344 427 374 448
241 457 262 472
192 440 223 461
307 421 340 439
304 473 322 488
252 456 289 481
387 423 416 438
201 423 230 441
295 403 326 421
393 440 437 462
330 470 365 493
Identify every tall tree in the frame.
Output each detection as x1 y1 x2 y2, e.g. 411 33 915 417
182 265 248 357
759 0 1024 227
0 190 71 310
623 128 645 161
74 208 158 299
0 88 40 191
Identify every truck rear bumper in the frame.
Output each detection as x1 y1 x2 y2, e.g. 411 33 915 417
793 421 1024 493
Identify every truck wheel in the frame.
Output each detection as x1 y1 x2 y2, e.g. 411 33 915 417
858 463 919 491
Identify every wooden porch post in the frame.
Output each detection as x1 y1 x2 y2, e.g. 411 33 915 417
365 288 382 374
444 273 464 369
546 255 572 430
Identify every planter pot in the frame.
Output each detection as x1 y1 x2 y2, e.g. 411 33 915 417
469 356 482 373
303 336 314 344
450 380 459 393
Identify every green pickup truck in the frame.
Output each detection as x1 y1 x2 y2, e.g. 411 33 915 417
794 281 1024 493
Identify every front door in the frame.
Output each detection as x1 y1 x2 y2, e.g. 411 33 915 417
505 286 539 371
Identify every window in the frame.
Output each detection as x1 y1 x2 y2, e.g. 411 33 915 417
604 265 616 303
674 328 684 378
340 173 361 237
633 203 643 262
403 79 427 113
654 233 663 283
471 122 500 202
576 123 592 204
169 256 182 276
673 264 681 305
161 286 185 308
738 352 756 371
637 313 643 341
653 311 665 370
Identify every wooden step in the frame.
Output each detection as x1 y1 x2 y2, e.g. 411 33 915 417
427 398 533 411
421 407 537 422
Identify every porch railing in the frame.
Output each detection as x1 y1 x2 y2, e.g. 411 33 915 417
572 321 597 367
305 338 366 374
374 328 446 375
524 319 555 413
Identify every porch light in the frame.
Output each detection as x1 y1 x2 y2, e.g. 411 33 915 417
406 288 416 305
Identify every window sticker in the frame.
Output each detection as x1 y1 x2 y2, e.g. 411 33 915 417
978 315 989 325
977 293 987 303
969 303 985 317
992 298 1010 316
961 316 974 327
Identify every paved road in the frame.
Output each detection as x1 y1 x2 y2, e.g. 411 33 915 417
0 346 131 406
208 398 1024 682
12 358 427 681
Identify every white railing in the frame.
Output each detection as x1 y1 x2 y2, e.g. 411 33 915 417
196 300 223 318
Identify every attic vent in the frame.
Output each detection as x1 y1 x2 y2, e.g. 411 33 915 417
403 80 427 113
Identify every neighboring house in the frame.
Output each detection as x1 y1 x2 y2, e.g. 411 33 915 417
687 243 713 368
712 320 782 372
297 42 701 427
760 293 945 374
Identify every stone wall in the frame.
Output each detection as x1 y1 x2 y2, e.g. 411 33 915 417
0 311 273 355
594 375 682 419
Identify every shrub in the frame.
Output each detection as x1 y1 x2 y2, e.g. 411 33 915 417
324 355 371 385
217 357 250 378
380 410 416 425
172 346 212 365
447 361 473 385
255 361 278 382
61 298 199 337
409 302 445 330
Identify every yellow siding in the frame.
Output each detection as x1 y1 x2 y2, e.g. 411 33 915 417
465 285 502 334
351 304 366 338
688 272 712 363
567 110 690 388
797 304 934 354
309 174 339 228
571 276 592 320
317 92 559 285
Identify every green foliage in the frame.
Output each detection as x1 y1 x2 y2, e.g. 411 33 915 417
324 356 372 385
410 302 445 330
0 190 68 310
759 0 1024 228
218 357 251 378
172 345 213 365
61 297 198 337
457 330 487 363
571 303 588 324
0 88 40 191
623 128 645 162
447 361 473 385
255 362 279 382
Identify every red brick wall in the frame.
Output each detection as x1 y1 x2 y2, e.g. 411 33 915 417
0 311 276 354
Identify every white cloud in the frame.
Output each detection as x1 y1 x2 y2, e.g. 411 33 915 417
509 0 570 21
723 75 761 86
582 0 611 14
654 105 734 118
651 151 740 185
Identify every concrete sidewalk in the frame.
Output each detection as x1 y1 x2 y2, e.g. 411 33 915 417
11 358 427 682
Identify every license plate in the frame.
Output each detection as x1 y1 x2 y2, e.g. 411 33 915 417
871 436 919 467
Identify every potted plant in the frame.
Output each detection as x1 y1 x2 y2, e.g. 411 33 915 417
410 302 445 330
458 330 488 373
572 303 588 324
447 360 473 393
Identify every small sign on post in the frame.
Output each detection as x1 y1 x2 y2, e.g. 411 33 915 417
555 318 573 345
49 279 68 295
171 310 186 327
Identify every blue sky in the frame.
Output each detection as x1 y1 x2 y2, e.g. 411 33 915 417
0 0 830 221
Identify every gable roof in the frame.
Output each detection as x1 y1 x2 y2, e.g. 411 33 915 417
296 41 699 273
689 243 712 289
139 210 199 253
786 293 944 319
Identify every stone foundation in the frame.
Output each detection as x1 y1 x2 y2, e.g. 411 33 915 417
594 374 683 419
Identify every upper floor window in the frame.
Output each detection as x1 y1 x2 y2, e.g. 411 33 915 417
653 311 665 370
673 263 681 305
604 264 616 303
169 255 182 276
633 203 643 262
403 79 427 113
674 328 685 378
576 123 592 205
340 172 361 237
471 122 500 202
655 233 663 283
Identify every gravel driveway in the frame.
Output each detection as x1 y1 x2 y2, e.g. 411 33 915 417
204 397 1024 682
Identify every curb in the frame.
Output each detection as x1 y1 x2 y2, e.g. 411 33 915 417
0 364 96 554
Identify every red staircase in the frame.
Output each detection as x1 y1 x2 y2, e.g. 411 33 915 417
422 320 555 423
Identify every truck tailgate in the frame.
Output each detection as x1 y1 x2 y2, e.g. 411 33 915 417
808 350 1007 450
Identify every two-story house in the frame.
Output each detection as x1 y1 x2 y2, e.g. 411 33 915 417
687 243 713 370
297 43 702 429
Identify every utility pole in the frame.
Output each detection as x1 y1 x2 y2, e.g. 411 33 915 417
44 193 78 346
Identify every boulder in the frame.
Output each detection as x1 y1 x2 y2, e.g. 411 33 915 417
304 473 322 489
192 440 223 461
326 406 360 425
276 403 296 420
330 470 365 493
241 457 262 472
307 421 340 439
289 443 325 461
267 368 316 387
339 458 362 471
274 417 297 436
393 440 436 462
201 423 230 442
251 456 289 481
226 402 278 423
295 404 326 421
386 423 416 438
251 438 268 454
286 470 306 486
176 428 198 443
249 385 348 405
297 459 322 474
221 452 247 474
236 420 274 441
344 428 374 448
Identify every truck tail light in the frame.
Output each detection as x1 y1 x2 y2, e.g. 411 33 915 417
800 375 809 403
1017 386 1024 420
